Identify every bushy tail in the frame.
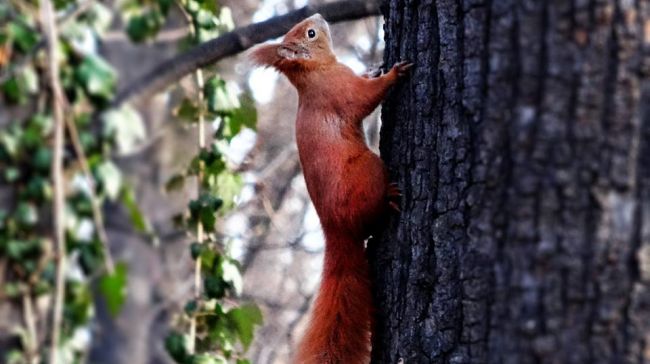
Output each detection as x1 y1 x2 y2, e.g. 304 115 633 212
294 233 372 364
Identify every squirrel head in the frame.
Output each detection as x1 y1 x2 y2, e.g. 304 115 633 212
249 14 336 78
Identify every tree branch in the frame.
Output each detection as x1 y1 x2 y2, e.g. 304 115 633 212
113 0 380 106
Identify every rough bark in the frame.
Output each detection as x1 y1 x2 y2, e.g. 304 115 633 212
370 0 650 363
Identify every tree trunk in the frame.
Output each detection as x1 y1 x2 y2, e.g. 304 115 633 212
370 0 650 363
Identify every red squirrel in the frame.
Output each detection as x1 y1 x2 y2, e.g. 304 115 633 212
250 14 411 364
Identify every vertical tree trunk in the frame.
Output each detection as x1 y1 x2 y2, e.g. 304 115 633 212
370 0 650 363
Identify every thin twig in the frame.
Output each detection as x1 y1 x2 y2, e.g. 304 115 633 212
40 0 66 362
64 109 115 275
22 292 39 364
188 67 205 352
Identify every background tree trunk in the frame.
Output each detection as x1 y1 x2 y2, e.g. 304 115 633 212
370 0 650 363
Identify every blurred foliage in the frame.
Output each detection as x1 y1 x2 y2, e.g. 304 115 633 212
161 0 261 362
0 0 259 362
0 0 139 362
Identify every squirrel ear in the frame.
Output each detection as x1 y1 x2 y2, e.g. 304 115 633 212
248 43 281 68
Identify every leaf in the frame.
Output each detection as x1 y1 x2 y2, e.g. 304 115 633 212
85 2 114 35
4 167 20 182
204 77 239 113
214 172 242 212
221 259 242 296
203 274 226 299
32 147 52 173
2 76 25 104
15 202 38 226
126 10 164 42
184 300 197 316
0 129 19 157
199 246 218 270
165 173 186 192
120 186 150 234
226 304 263 350
191 355 227 364
173 98 201 123
199 205 216 231
164 332 190 364
218 7 235 32
102 105 146 155
190 242 204 260
188 193 222 231
96 161 122 200
99 263 128 317
75 54 117 100
8 21 39 52
230 93 257 130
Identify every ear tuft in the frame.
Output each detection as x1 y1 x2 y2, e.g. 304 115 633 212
248 43 281 69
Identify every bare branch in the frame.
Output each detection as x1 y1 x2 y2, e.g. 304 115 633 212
40 0 66 362
113 0 381 105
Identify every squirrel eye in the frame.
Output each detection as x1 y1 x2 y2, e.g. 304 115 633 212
307 29 316 39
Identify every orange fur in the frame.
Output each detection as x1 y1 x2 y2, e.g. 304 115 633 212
250 14 410 364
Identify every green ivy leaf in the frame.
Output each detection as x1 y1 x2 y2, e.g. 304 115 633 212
99 263 128 317
96 161 122 200
213 172 241 212
102 105 146 155
190 242 204 260
2 76 24 104
157 0 173 14
223 94 257 140
226 304 263 351
204 274 226 300
199 246 218 270
8 21 39 52
191 354 227 364
165 332 190 364
199 206 216 231
204 77 239 113
126 10 164 42
32 147 52 173
4 167 20 182
120 186 150 234
184 299 197 316
188 193 222 231
221 259 242 296
15 202 38 226
76 54 117 100
174 98 201 123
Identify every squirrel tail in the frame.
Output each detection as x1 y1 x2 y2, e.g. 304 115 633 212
294 231 372 364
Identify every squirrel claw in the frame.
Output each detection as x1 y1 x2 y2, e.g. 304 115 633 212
387 183 402 198
389 201 401 213
388 183 402 213
392 61 413 76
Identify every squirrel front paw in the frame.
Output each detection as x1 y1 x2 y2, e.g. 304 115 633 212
392 61 413 77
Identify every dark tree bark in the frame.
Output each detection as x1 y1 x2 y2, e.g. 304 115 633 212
370 0 650 363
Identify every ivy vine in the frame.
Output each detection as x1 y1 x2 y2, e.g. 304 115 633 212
0 0 261 362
